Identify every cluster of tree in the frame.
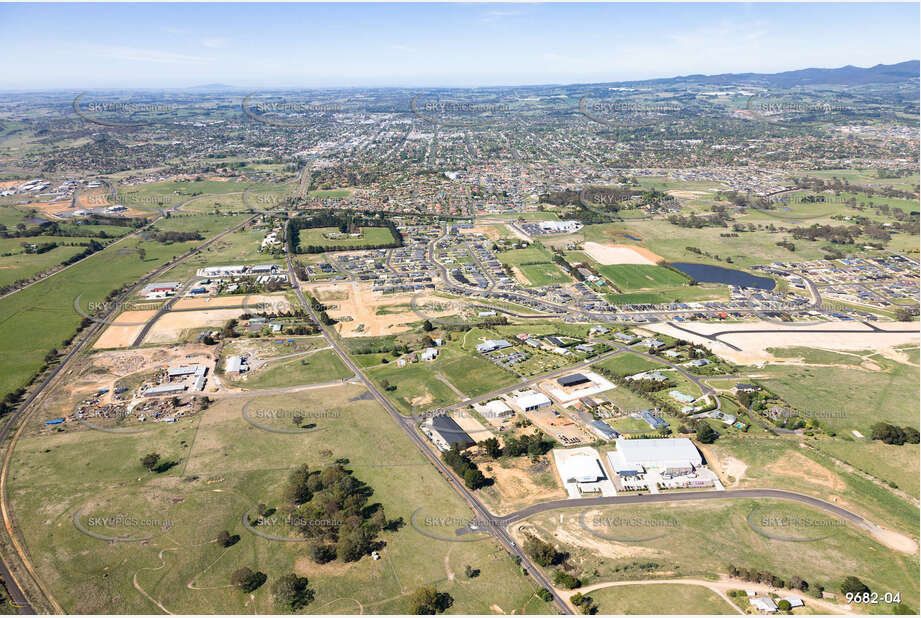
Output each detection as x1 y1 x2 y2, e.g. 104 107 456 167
479 433 554 459
792 176 916 201
271 573 315 611
149 230 203 244
287 212 402 254
522 533 564 567
552 570 582 589
667 212 731 228
695 421 719 444
442 445 490 489
408 585 454 615
278 463 390 563
895 306 919 322
870 422 920 445
22 241 58 254
230 567 267 593
570 592 598 614
728 564 810 592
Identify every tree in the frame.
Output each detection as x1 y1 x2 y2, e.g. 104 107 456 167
140 453 160 472
552 571 581 589
271 573 314 611
777 600 792 611
408 586 453 614
230 567 267 592
422 320 434 332
840 576 870 596
523 534 561 567
292 414 304 427
216 530 238 547
536 588 553 602
696 422 719 444
464 564 479 578
480 437 502 459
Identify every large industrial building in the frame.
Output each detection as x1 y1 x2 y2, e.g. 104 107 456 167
608 437 703 477
425 416 475 451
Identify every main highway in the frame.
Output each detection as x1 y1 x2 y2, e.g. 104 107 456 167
283 227 575 613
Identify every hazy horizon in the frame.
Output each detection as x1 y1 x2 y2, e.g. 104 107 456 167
1 2 919 90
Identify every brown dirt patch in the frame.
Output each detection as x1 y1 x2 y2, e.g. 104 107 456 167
766 451 842 492
306 282 455 337
583 242 664 265
93 310 158 349
145 309 247 344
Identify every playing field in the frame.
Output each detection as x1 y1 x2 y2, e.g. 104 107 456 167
597 264 689 291
297 226 396 249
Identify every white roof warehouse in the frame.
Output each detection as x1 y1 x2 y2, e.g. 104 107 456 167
609 437 703 474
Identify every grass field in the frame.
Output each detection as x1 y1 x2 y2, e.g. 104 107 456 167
298 226 396 249
7 384 553 614
710 435 919 536
367 344 517 414
232 349 353 390
497 245 571 287
587 583 738 614
518 498 919 608
594 353 667 377
0 243 91 288
596 264 689 291
0 214 247 402
517 262 571 286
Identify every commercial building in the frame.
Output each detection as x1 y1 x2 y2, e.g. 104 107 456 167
426 416 475 451
557 373 591 388
225 355 248 374
513 391 552 412
476 339 512 353
589 420 619 440
475 400 514 419
144 383 187 397
608 437 703 477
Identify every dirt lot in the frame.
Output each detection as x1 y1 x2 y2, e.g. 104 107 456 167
35 345 218 422
523 406 593 444
171 294 291 311
93 310 158 349
583 242 664 265
144 308 248 344
305 282 454 337
481 457 567 515
647 321 920 366
22 200 74 219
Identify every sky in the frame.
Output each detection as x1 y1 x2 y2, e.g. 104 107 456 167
1 2 918 89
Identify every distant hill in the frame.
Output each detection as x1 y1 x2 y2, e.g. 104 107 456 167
610 60 919 89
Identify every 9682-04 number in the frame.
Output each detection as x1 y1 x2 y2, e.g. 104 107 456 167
845 592 901 604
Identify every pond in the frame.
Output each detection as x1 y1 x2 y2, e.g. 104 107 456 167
669 262 775 290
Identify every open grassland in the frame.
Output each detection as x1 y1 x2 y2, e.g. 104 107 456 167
164 227 278 278
0 244 90 288
0 214 247 401
594 353 667 377
710 435 919 537
117 180 270 212
516 498 919 608
367 343 517 414
747 358 919 433
230 349 352 390
7 384 552 614
581 221 824 268
587 583 738 615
